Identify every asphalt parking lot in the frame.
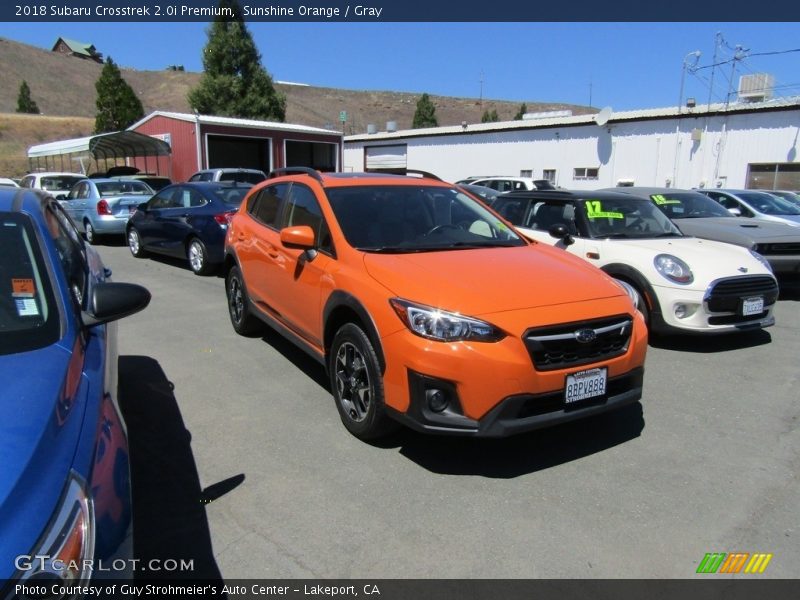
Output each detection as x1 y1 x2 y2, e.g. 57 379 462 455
97 241 799 580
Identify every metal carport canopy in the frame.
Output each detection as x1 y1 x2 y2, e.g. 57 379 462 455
27 130 171 160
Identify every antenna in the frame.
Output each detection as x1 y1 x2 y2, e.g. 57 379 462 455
594 106 612 127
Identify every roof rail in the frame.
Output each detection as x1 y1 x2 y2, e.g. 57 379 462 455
269 167 324 184
405 169 441 181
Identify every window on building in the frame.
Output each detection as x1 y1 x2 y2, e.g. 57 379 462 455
573 167 599 180
543 169 556 183
519 170 533 178
746 163 800 191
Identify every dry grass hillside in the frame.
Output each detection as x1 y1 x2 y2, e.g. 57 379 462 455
0 36 595 177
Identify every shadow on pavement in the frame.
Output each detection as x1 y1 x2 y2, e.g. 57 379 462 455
387 401 645 478
118 355 241 583
649 328 772 352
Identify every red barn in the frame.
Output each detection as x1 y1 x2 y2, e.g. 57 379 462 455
129 111 343 182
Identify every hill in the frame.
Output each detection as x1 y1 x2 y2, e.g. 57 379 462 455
0 36 595 177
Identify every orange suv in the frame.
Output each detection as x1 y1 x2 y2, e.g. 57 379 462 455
224 169 647 440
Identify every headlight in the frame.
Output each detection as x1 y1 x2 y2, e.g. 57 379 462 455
654 254 693 285
613 279 641 310
13 471 95 595
749 249 773 273
390 298 505 342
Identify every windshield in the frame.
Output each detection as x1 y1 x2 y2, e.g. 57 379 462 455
649 192 732 219
0 212 60 355
326 185 525 252
738 192 800 215
41 176 85 192
212 186 250 206
97 181 154 195
580 198 683 238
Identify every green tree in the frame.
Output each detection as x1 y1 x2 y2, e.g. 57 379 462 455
188 0 285 121
16 81 40 114
514 103 528 120
94 57 144 133
412 93 438 128
481 109 499 123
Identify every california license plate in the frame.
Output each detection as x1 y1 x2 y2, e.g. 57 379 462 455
741 296 764 316
565 367 607 403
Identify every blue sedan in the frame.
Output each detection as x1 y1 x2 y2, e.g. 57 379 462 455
126 182 251 275
0 189 150 588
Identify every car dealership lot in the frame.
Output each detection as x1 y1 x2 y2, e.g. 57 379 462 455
98 243 799 579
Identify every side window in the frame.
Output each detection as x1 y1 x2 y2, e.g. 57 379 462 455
200 172 214 182
188 188 207 208
78 183 91 199
251 184 288 227
494 199 527 225
21 176 34 189
67 184 81 200
281 184 332 254
149 188 180 209
45 204 87 307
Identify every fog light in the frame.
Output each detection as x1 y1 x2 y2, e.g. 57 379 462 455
674 303 698 319
426 389 449 412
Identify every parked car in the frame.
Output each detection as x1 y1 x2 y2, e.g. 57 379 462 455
19 171 87 200
493 190 778 334
112 174 172 192
0 188 150 589
697 188 800 227
127 182 251 275
62 178 154 244
224 168 648 441
0 177 19 188
607 187 800 281
457 183 502 206
469 176 539 192
188 168 267 185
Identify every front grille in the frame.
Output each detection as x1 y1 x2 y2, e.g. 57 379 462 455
754 243 800 256
523 315 632 371
704 275 779 313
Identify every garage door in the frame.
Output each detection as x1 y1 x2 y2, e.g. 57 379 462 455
365 145 407 171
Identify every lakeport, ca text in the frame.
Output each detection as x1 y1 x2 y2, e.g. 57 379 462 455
16 584 380 597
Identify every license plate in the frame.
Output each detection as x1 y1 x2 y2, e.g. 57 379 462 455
565 367 607 403
741 296 764 316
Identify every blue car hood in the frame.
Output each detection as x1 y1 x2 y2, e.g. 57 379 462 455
0 342 84 579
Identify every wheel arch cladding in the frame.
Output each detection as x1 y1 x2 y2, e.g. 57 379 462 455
323 291 386 374
601 263 661 314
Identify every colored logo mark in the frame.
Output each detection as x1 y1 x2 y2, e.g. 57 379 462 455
696 552 773 574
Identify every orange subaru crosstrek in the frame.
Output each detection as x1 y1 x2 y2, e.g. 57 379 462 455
224 169 648 441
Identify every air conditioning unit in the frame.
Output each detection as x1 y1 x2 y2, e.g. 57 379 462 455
738 73 774 102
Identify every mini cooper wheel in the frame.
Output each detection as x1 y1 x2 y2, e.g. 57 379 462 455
226 266 263 336
329 323 396 440
187 238 211 275
127 228 146 257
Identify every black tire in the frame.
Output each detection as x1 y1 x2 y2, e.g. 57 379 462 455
225 265 264 336
127 228 146 258
187 238 212 275
329 323 397 441
84 220 98 244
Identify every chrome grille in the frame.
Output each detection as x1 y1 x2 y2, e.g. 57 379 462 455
753 243 800 256
523 316 632 372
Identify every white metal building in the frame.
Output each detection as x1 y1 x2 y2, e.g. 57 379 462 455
343 98 800 191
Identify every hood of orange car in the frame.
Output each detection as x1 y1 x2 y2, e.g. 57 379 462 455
363 244 626 316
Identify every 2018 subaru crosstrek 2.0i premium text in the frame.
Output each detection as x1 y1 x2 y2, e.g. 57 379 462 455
224 169 648 441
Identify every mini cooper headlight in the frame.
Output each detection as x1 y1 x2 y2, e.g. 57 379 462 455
390 299 505 342
749 249 773 273
654 254 693 285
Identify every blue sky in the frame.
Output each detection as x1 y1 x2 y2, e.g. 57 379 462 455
1 22 798 111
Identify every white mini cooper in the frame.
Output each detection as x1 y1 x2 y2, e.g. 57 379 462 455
492 190 779 334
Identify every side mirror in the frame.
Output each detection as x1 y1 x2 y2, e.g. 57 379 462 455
727 207 742 217
548 223 575 246
82 282 151 327
280 225 317 260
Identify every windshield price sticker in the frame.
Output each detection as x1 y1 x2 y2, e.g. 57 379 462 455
652 194 682 205
565 367 607 403
585 200 623 219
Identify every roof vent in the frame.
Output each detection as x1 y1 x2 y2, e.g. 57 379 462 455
367 124 377 134
386 121 397 133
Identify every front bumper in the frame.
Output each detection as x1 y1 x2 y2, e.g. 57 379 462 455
389 367 644 437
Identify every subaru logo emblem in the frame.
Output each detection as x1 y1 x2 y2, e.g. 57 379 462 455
738 266 748 273
575 328 597 343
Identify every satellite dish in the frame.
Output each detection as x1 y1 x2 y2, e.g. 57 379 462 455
594 106 612 127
